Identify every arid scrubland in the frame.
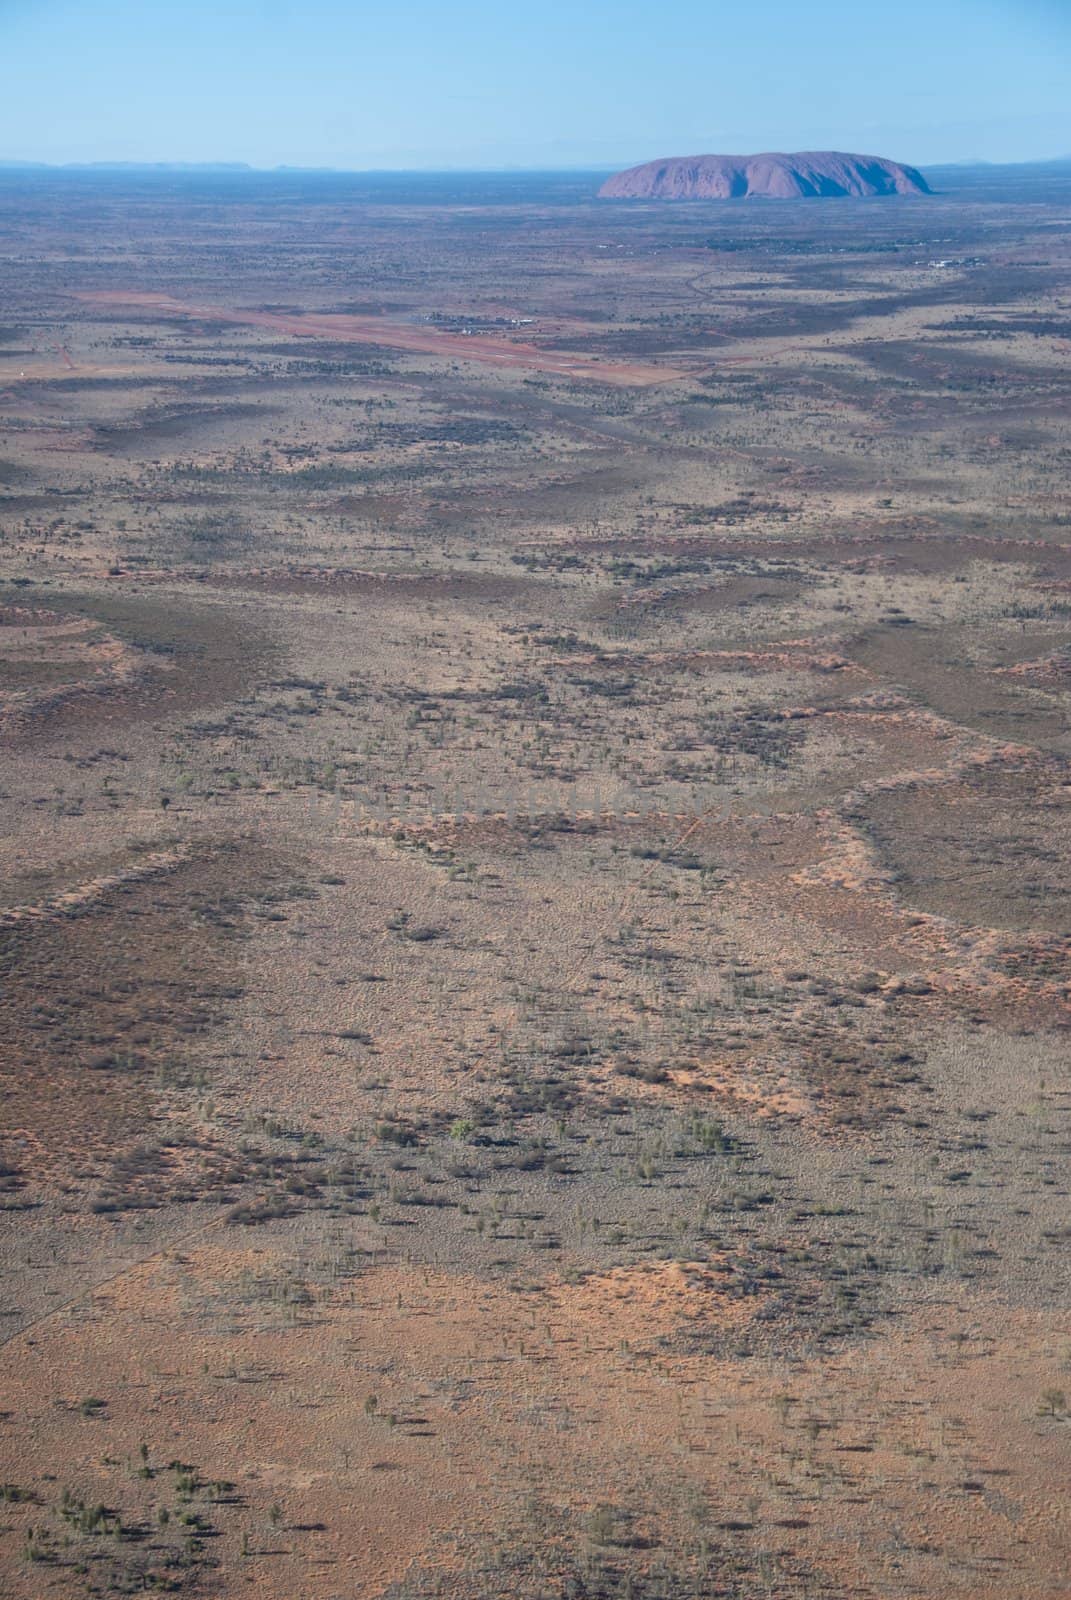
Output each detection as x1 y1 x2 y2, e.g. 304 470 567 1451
0 166 1070 1597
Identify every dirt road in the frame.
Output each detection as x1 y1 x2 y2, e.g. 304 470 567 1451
73 290 688 387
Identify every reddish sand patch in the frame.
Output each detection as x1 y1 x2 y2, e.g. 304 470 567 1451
72 291 687 387
2 1246 1068 1599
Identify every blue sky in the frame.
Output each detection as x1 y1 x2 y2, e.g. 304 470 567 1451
0 0 1067 169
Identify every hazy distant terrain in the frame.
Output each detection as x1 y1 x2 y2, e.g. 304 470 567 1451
1 161 1070 1599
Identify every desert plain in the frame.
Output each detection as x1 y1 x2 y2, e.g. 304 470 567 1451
0 163 1070 1597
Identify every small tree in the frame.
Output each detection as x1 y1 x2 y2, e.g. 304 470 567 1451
1039 1387 1067 1417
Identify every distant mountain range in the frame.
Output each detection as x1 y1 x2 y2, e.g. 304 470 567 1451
0 160 257 172
0 160 350 173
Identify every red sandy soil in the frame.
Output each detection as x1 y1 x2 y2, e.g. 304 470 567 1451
71 292 687 388
3 1244 1068 1600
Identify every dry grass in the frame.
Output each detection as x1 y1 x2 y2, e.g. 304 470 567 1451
1 170 1070 1597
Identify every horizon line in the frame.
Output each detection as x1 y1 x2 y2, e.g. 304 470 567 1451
2 153 1071 178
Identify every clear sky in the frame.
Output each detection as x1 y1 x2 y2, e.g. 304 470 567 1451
0 0 1067 170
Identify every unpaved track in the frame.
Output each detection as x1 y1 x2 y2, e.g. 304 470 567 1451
0 1213 229 1350
72 290 689 387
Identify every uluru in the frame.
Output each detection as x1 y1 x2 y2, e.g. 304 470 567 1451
599 150 931 200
